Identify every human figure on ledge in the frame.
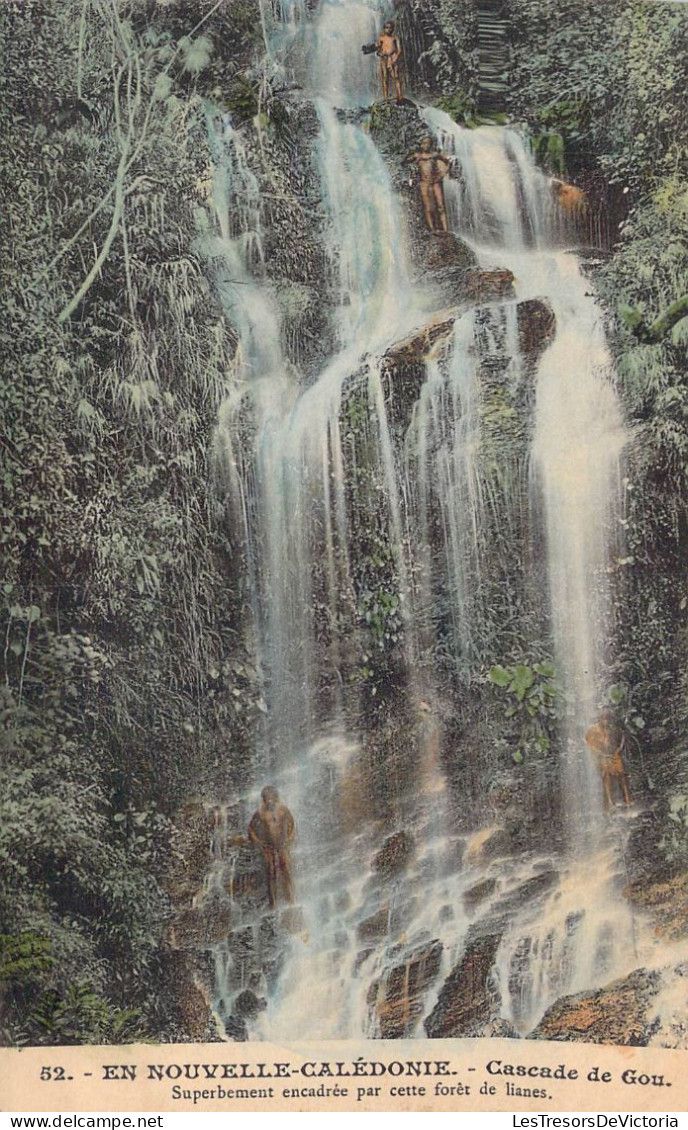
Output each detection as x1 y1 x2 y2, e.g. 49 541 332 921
410 137 451 233
362 21 404 103
585 709 632 811
550 177 587 213
248 785 295 908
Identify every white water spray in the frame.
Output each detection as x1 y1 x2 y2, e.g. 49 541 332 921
200 5 653 1043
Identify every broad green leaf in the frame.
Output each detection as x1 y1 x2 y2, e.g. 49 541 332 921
489 664 512 687
511 665 535 700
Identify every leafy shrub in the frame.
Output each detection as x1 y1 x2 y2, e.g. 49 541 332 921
488 661 558 763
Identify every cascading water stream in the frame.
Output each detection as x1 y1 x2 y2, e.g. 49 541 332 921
423 106 627 833
404 311 486 666
421 107 642 1027
204 0 450 1039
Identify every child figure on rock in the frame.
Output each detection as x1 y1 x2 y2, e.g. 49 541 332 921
376 21 404 103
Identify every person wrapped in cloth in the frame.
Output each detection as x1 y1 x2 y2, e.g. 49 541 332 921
248 786 295 908
362 21 404 103
585 710 632 810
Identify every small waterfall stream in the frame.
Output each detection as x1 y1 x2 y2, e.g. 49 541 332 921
195 0 659 1042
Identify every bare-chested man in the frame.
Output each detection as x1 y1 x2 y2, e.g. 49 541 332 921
248 786 295 909
411 137 451 233
376 21 404 103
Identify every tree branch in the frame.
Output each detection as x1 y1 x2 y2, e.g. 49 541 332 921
57 142 129 324
55 0 226 322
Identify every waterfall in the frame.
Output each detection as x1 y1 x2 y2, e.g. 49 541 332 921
205 0 440 1038
405 311 485 666
420 109 636 1024
530 257 626 846
423 107 627 834
201 2 646 1043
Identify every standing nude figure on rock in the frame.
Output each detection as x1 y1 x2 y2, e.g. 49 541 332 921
410 137 451 233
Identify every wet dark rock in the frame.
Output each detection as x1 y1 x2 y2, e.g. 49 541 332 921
517 297 556 358
424 231 476 272
624 809 668 885
415 233 513 305
528 967 662 1045
225 1014 248 1041
357 905 391 942
383 311 456 367
372 830 415 877
223 844 264 902
463 267 515 303
259 913 278 944
252 913 285 988
464 877 498 911
439 903 455 923
375 302 499 434
424 924 503 1038
228 922 254 956
370 939 443 1038
489 1018 521 1039
253 96 334 376
168 906 205 950
354 948 375 974
367 98 429 176
465 826 512 864
624 869 688 944
166 801 214 903
493 869 559 916
356 897 415 941
205 896 234 944
414 233 480 301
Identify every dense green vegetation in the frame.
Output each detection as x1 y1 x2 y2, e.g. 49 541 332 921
1 0 686 1043
508 0 688 473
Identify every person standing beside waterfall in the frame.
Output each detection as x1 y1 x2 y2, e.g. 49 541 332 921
410 137 451 233
585 710 632 811
375 21 404 103
550 177 587 213
248 786 295 909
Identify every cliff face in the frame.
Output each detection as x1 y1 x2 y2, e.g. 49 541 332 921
2 0 687 1048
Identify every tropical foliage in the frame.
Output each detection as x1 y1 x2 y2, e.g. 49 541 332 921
0 0 264 1042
